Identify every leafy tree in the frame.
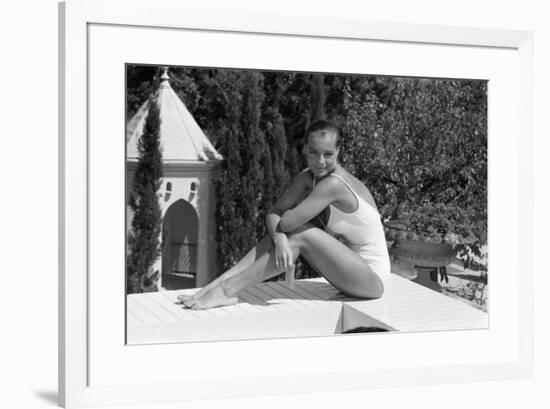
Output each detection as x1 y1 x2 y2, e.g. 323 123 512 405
126 100 163 293
377 78 487 241
330 77 487 265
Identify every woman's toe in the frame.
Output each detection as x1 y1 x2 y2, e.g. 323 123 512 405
183 298 198 308
177 294 192 303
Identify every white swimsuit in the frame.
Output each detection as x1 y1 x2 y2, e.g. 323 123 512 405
315 173 391 281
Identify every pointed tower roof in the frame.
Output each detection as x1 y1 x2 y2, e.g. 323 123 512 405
126 67 223 163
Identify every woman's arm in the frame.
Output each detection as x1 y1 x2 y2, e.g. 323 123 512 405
266 171 311 239
265 171 312 271
279 176 342 233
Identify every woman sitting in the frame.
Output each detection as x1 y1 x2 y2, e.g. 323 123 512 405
179 119 390 310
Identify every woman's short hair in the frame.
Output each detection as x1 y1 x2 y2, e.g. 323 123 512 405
305 119 341 148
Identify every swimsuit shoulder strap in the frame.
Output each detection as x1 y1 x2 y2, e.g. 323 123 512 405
328 173 358 197
328 173 379 213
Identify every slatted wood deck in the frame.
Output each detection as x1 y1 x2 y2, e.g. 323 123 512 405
127 273 488 344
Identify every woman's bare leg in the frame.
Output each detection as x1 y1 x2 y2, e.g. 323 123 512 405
177 235 275 303
183 236 300 309
291 226 384 299
183 224 384 310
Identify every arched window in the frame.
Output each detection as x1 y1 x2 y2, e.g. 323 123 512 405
166 182 172 192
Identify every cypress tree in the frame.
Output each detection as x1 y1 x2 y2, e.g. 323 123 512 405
263 109 290 205
279 73 310 177
263 73 291 200
270 112 290 196
127 99 163 293
256 150 274 243
240 72 267 242
310 73 326 122
214 71 248 271
286 145 301 178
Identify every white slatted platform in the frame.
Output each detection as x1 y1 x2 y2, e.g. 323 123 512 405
127 273 488 344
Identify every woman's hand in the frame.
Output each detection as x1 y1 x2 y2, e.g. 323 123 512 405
273 234 294 273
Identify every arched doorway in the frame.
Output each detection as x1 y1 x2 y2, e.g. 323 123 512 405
162 199 198 290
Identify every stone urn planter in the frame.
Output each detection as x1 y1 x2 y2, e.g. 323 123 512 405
390 236 456 268
384 220 467 281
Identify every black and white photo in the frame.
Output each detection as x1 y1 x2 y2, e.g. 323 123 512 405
125 64 488 344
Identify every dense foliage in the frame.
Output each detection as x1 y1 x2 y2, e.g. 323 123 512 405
126 66 487 280
126 100 163 293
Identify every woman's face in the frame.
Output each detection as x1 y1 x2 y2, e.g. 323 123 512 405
304 130 340 179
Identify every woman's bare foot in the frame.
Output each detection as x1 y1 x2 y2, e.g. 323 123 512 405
182 283 238 310
177 277 221 304
177 294 195 303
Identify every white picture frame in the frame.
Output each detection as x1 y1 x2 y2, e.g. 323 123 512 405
59 0 534 407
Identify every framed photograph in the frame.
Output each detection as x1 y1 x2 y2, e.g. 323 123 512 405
59 0 534 407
